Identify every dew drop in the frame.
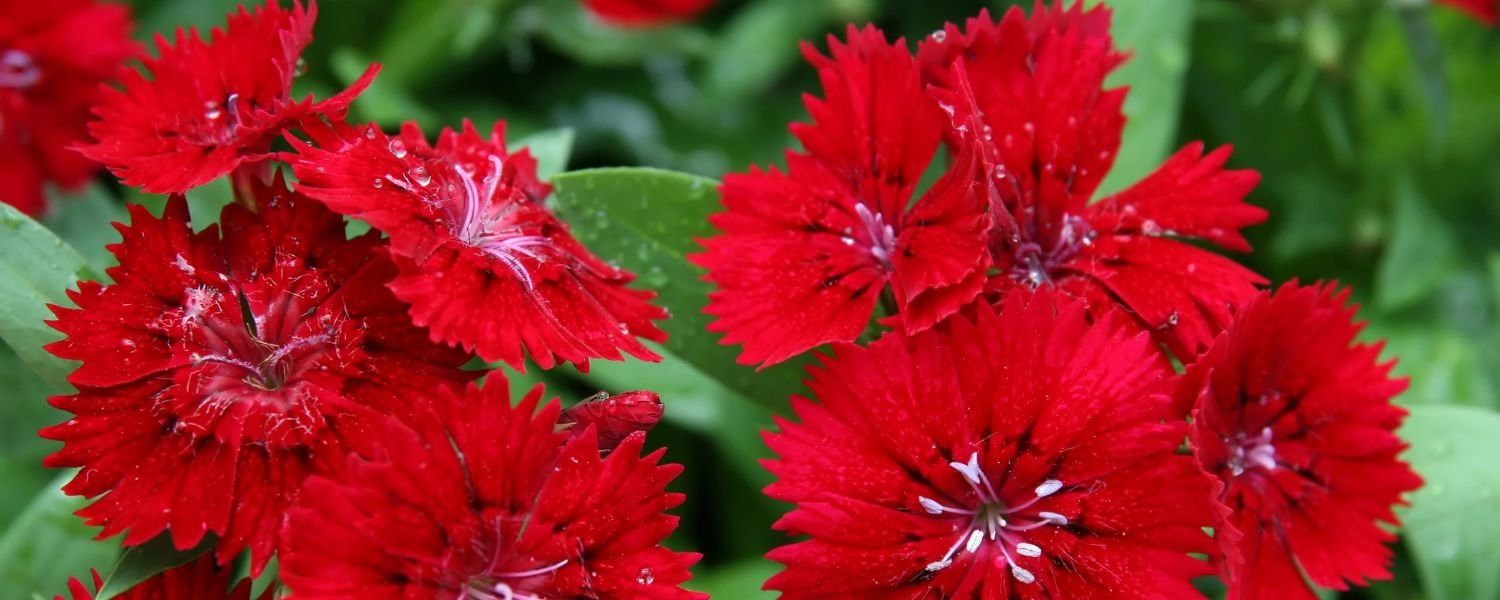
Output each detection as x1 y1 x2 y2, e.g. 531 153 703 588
389 139 408 158
1141 219 1163 236
294 57 308 77
930 29 947 43
372 178 384 189
204 101 222 120
636 568 654 585
364 126 377 140
409 166 431 187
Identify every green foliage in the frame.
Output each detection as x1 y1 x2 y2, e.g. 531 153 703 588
1399 405 1500 600
550 168 808 407
0 473 118 599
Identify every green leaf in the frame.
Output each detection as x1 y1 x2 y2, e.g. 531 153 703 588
687 558 779 598
0 473 119 599
331 48 438 129
0 204 92 390
94 535 216 600
1376 177 1459 311
550 168 807 409
1398 404 1500 600
1094 0 1194 195
45 183 129 282
514 127 575 181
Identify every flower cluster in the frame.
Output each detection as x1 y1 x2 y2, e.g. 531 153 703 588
694 3 1422 598
41 1 695 598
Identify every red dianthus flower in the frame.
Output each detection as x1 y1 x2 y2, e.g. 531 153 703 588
77 0 375 194
920 3 1267 359
583 0 713 27
1436 0 1498 24
41 177 472 573
1182 282 1422 599
763 290 1216 598
0 0 136 214
288 119 667 371
56 554 272 600
281 378 704 600
693 25 988 368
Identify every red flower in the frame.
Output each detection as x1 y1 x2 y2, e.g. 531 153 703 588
288 119 667 371
0 0 136 214
692 25 988 368
280 378 704 600
1436 0 1498 24
560 389 664 452
41 177 472 573
582 0 713 27
920 3 1267 359
763 290 1216 598
77 0 376 194
1182 282 1422 600
56 554 271 600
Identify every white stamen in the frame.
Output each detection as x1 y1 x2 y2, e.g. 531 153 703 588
1015 542 1042 558
918 496 945 515
964 529 984 553
925 559 952 572
1034 480 1063 498
1011 565 1036 584
949 455 983 487
1038 511 1068 526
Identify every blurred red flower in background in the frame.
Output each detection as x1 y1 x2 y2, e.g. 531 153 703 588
583 0 713 27
0 0 135 214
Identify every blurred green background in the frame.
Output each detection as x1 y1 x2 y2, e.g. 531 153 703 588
2 0 1498 598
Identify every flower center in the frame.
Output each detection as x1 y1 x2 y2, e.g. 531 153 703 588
0 49 40 89
1007 214 1094 288
918 453 1069 585
843 202 897 270
1227 427 1277 477
459 560 568 600
182 285 332 404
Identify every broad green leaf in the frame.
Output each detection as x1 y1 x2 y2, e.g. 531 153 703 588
1398 404 1500 600
1094 0 1194 196
514 127 576 181
95 536 216 600
550 168 807 409
45 183 129 282
1376 178 1459 311
0 473 119 599
0 343 65 530
0 204 91 390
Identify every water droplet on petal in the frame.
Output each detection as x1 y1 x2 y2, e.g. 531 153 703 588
204 101 222 120
636 568 654 585
409 166 431 187
930 29 947 43
389 139 408 158
364 126 377 140
372 178 384 189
